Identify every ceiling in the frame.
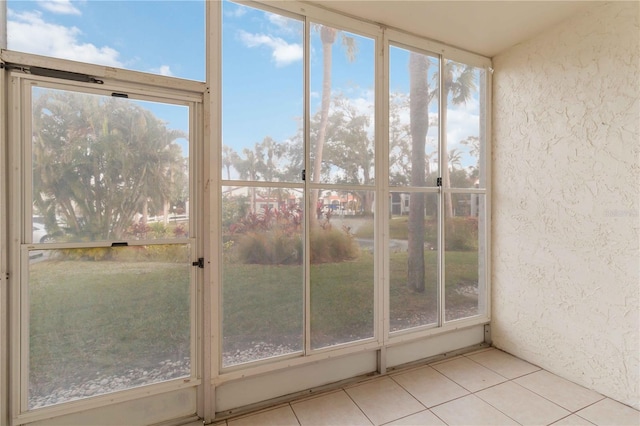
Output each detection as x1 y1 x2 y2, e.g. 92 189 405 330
303 1 597 57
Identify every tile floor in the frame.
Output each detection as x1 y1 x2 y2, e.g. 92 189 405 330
196 348 640 425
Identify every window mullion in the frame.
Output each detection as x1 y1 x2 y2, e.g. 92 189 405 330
437 55 446 328
303 15 312 356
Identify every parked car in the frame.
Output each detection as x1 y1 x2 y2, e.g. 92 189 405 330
32 223 55 243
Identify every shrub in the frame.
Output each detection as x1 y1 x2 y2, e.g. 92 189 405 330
445 217 478 251
310 226 359 264
235 230 302 265
227 205 359 265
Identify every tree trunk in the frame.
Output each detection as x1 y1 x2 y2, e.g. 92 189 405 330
442 59 454 219
407 53 429 293
311 26 336 225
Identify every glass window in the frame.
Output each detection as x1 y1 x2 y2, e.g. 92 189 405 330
221 186 304 366
309 24 375 186
28 245 191 409
443 60 485 190
310 189 375 348
7 0 205 81
222 1 303 182
389 192 438 332
389 46 439 188
445 194 486 321
31 87 190 243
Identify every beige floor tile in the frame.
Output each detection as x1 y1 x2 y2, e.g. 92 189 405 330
466 349 540 379
476 381 570 425
345 377 424 425
552 414 596 425
431 356 507 392
514 370 604 412
382 409 446 426
575 398 640 426
228 405 300 426
392 365 469 407
292 390 372 426
431 394 519 425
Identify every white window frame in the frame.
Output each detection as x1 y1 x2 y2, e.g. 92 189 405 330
0 0 491 422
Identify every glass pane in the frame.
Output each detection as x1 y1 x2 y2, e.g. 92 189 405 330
28 245 191 409
310 189 375 349
7 0 205 81
310 24 375 186
222 186 304 366
222 2 303 183
32 87 190 243
389 192 438 332
443 60 486 189
445 194 486 321
389 45 439 187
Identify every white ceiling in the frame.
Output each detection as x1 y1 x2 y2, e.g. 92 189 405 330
304 1 597 57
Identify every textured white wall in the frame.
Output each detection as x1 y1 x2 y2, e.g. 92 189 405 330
492 1 639 409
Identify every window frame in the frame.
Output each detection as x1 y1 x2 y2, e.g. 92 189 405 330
1 0 492 422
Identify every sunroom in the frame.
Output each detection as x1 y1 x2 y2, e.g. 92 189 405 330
0 1 638 425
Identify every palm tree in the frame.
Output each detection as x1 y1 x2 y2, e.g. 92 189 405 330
310 24 357 223
32 90 184 241
235 146 261 211
222 145 239 180
448 148 463 171
407 52 431 292
440 60 476 218
406 56 476 292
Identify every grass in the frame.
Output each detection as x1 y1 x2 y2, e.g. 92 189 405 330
29 258 190 395
28 248 479 392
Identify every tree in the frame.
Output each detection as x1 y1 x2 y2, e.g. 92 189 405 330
389 92 412 186
32 90 185 241
222 145 239 180
407 52 432 292
310 24 357 223
448 148 463 171
321 95 375 212
440 60 476 218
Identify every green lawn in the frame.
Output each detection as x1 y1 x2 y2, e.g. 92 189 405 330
29 259 190 395
29 248 479 392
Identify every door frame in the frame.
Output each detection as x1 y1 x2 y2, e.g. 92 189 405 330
3 55 207 425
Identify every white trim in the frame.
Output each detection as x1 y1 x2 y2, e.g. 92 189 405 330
14 386 198 426
0 50 205 94
0 48 8 426
252 1 381 38
208 0 223 421
15 74 201 104
216 350 377 414
385 28 490 69
9 71 204 424
214 324 485 415
381 30 391 345
200 4 215 422
9 72 24 426
303 13 312 359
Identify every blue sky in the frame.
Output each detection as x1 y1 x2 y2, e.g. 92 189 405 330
6 0 481 174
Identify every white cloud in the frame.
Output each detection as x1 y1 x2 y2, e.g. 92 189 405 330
224 5 246 18
7 10 122 67
37 0 81 15
238 30 302 67
267 13 289 28
153 65 174 77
